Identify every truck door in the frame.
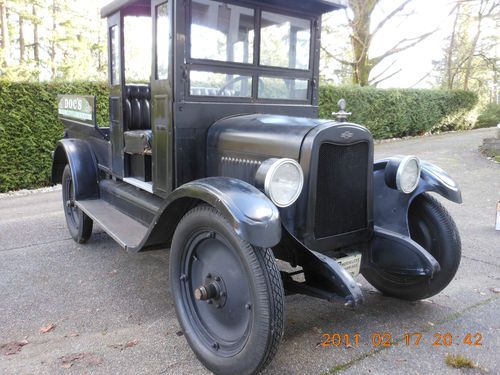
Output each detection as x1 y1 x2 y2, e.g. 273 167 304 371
151 0 174 195
108 12 125 178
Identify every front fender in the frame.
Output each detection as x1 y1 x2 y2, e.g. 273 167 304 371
51 139 98 200
373 159 461 236
143 177 281 251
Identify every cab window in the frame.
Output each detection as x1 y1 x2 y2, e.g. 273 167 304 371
260 12 311 70
191 0 255 64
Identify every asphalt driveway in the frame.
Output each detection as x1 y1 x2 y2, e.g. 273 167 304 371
0 127 498 375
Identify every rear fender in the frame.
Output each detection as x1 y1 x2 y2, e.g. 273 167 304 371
52 139 98 200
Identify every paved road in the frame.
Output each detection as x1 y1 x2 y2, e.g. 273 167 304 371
1 128 498 375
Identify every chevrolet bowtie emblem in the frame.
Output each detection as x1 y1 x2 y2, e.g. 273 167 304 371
341 131 354 139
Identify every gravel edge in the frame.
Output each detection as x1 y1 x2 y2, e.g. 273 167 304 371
0 185 62 200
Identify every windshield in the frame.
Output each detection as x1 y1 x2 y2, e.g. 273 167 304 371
189 0 312 101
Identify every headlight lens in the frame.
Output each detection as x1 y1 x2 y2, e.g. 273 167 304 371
256 158 304 207
396 156 421 193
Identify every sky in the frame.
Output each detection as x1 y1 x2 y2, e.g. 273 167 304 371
321 0 462 88
98 0 497 89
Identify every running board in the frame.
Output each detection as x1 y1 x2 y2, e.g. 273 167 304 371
75 199 148 251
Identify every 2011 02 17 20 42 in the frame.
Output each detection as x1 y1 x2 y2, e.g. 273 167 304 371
320 332 483 348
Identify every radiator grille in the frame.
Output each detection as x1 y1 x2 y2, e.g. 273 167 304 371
314 142 368 238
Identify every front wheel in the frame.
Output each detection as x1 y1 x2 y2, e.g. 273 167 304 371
362 193 461 300
170 205 284 375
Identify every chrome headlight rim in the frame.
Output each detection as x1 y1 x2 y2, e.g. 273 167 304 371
258 158 304 208
395 155 421 194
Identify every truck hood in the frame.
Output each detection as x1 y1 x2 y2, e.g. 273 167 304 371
207 114 331 161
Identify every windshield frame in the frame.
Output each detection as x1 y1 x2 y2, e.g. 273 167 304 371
185 0 318 104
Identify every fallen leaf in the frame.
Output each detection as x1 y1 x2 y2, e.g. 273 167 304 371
490 287 500 294
59 353 102 369
125 340 138 348
0 341 28 356
109 340 138 351
175 331 183 337
40 324 56 334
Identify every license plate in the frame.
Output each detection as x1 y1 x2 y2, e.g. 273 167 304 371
337 252 362 277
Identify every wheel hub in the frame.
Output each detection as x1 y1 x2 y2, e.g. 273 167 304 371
194 273 228 308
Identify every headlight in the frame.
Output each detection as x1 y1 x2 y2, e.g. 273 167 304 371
256 158 304 207
384 155 421 194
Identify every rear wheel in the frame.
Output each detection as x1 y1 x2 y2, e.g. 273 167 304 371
62 165 93 243
362 193 461 300
170 205 284 375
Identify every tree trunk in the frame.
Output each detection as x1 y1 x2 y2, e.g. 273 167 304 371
19 14 24 62
464 0 488 90
0 0 10 62
349 0 378 85
33 4 39 65
463 9 483 91
446 4 461 90
0 1 4 49
50 0 57 79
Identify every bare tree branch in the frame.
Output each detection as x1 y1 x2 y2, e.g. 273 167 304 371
371 0 412 37
410 72 431 88
371 68 402 87
370 28 438 65
368 59 397 84
321 46 355 67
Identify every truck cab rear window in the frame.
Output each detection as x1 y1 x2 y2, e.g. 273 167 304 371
258 77 308 100
260 12 311 70
191 0 255 64
190 71 252 97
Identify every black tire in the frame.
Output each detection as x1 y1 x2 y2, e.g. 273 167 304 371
62 165 93 244
362 193 461 301
170 205 284 375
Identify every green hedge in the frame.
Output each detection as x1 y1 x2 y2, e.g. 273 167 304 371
0 81 478 192
319 85 478 139
0 81 108 192
475 103 500 129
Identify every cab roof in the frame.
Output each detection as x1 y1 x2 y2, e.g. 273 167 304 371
101 0 346 18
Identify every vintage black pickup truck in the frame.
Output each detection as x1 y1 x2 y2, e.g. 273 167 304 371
52 0 462 374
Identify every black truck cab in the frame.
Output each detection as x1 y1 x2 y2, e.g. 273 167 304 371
99 0 340 195
52 1 463 374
